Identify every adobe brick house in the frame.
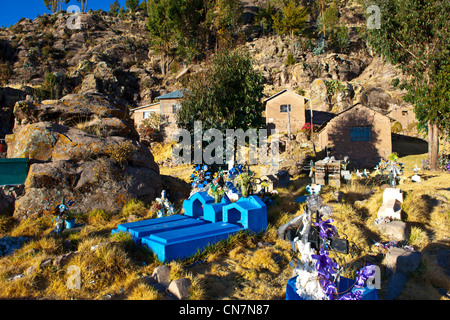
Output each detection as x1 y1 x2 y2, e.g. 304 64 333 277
317 103 394 168
387 104 417 133
264 89 309 134
131 89 188 141
131 102 160 127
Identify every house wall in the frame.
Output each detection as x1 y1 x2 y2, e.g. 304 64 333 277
388 104 417 132
265 91 306 134
318 105 392 167
133 103 161 128
159 98 182 141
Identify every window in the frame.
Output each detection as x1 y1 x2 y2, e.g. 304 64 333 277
172 104 181 113
280 104 291 113
402 110 408 116
143 111 155 119
350 126 371 142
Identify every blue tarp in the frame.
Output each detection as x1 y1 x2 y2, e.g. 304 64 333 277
0 158 29 186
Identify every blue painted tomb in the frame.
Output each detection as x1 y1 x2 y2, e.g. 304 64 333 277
222 195 267 233
113 194 267 262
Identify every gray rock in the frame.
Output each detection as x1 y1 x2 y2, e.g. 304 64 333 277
333 191 344 203
384 247 422 274
40 258 52 267
376 221 408 242
7 93 162 220
168 278 192 300
53 252 76 268
151 265 171 286
25 265 37 275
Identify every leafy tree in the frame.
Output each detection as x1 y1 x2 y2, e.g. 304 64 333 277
109 0 121 15
255 0 278 36
177 49 265 133
212 0 243 50
272 0 308 53
147 0 179 74
43 0 70 13
125 0 139 13
364 0 450 170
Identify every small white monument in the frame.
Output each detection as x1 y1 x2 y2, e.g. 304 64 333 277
411 165 421 182
377 188 403 220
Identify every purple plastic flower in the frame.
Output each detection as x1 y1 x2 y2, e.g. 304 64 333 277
320 279 338 300
312 247 338 280
355 265 376 288
339 290 363 300
313 218 337 240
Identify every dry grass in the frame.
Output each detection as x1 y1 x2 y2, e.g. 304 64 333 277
0 145 448 300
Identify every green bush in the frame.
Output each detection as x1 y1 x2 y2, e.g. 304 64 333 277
106 141 135 166
391 121 403 133
121 199 148 217
285 53 296 66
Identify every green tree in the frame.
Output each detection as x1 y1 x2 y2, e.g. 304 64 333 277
147 0 209 71
125 0 139 13
43 0 70 13
255 0 278 36
147 0 179 74
109 0 121 15
272 0 308 53
177 49 265 132
365 0 450 170
212 0 243 50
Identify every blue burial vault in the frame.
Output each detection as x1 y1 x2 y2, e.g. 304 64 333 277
112 192 267 262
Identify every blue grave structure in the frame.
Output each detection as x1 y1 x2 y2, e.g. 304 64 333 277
141 222 241 262
222 196 267 233
182 191 215 220
203 195 231 223
113 194 268 262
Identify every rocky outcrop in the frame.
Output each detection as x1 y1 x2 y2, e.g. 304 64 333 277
6 93 162 219
0 87 30 139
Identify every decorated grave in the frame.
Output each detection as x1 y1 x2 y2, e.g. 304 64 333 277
112 164 268 262
282 194 379 300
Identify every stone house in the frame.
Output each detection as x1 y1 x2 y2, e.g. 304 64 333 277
264 89 309 134
317 103 394 167
131 89 188 140
387 104 417 133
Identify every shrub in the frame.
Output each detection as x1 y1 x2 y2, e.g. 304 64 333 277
106 141 135 166
285 53 296 66
85 209 111 226
391 121 403 133
0 62 12 85
121 199 148 217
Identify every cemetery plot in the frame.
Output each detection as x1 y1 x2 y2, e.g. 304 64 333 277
113 193 268 262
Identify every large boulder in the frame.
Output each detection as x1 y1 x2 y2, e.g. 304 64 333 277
6 93 162 219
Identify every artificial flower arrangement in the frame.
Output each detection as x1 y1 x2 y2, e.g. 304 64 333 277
207 170 226 203
190 163 264 202
293 195 377 300
155 190 176 218
190 164 212 194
